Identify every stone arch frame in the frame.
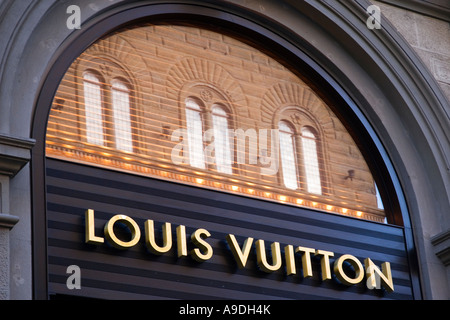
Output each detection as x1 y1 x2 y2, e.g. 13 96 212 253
166 56 247 127
1 0 447 299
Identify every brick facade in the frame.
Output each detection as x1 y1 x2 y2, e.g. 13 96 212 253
47 23 384 222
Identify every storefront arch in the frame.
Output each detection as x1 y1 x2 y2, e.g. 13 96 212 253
0 0 444 299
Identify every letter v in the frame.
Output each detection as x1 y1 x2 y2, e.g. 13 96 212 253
226 234 254 269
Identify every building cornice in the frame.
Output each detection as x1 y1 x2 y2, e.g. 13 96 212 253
0 213 19 229
432 230 450 266
0 133 35 177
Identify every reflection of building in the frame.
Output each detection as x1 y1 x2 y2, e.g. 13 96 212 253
47 24 384 222
0 0 449 300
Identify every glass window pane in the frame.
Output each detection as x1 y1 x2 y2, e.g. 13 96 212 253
212 106 232 174
279 121 298 190
83 73 104 146
112 80 133 152
185 99 205 169
302 127 322 195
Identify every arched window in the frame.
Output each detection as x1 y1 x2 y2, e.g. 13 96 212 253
301 127 322 195
278 121 298 190
212 105 232 174
111 79 133 152
185 98 206 169
83 72 104 146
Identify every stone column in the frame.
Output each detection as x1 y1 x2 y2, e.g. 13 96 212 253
0 134 34 299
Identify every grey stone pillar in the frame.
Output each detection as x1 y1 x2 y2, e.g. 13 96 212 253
0 134 34 299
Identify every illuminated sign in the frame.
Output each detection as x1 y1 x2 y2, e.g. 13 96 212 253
85 209 394 292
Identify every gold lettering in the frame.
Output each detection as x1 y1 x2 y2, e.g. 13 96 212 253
82 209 395 293
285 245 296 275
226 234 254 269
295 246 315 278
145 220 172 255
364 258 394 292
315 249 334 280
190 228 213 262
104 214 141 249
255 240 282 273
85 209 104 245
334 254 364 285
176 225 188 257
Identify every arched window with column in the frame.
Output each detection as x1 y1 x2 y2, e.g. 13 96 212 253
82 70 135 153
277 120 323 195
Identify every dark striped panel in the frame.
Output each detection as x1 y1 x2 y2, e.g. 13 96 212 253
46 159 414 300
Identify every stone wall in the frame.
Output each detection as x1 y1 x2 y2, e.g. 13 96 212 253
375 1 450 102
